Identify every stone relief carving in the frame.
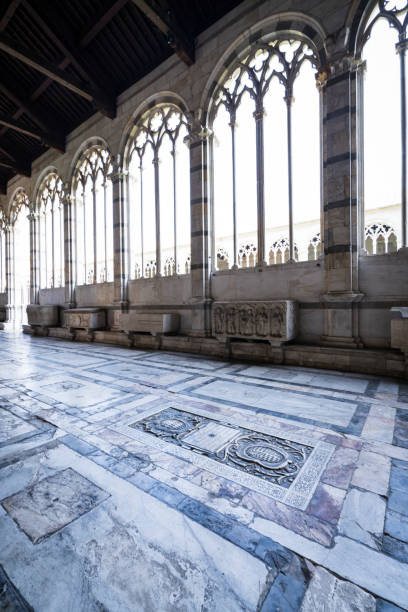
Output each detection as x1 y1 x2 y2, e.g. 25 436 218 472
211 300 297 344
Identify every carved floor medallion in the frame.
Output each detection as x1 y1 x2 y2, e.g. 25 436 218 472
121 406 335 510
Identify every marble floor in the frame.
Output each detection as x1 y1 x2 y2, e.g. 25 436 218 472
0 335 408 611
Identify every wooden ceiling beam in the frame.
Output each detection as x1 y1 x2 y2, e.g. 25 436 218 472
0 0 21 32
0 112 64 152
80 0 128 47
22 0 116 119
0 82 65 151
130 0 194 65
0 158 30 177
0 32 116 118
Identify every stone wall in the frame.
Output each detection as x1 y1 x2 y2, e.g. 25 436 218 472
0 0 406 375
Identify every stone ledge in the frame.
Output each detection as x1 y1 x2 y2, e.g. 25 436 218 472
50 330 405 379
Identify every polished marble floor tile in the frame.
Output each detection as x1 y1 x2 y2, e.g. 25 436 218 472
0 333 407 611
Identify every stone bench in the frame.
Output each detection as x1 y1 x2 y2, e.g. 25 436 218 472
119 312 180 336
64 308 106 332
212 300 297 346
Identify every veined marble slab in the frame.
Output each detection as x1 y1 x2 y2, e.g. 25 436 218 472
193 380 357 427
91 361 193 387
144 352 226 370
19 375 121 408
0 407 37 445
238 365 369 394
0 444 268 612
1 467 110 543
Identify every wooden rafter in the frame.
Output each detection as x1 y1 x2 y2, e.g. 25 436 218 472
22 0 116 118
0 82 65 151
130 0 195 65
79 0 128 47
0 158 30 177
0 112 64 152
0 0 21 32
0 32 116 118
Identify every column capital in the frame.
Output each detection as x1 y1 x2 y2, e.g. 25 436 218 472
253 107 265 121
185 120 212 147
27 212 39 221
109 163 129 182
321 55 364 87
397 38 408 53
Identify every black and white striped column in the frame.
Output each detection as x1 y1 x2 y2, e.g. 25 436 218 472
111 161 129 310
188 123 212 336
320 57 364 348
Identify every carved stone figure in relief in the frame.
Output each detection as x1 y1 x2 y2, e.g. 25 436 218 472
256 305 269 336
214 306 225 334
270 304 285 338
239 306 254 336
226 306 237 335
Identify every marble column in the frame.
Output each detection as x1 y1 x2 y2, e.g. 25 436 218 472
320 57 364 348
28 211 40 305
62 187 75 307
111 160 129 319
188 121 212 336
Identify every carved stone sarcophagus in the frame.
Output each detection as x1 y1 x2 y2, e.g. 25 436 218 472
64 308 106 331
27 305 59 327
212 300 297 345
119 312 180 336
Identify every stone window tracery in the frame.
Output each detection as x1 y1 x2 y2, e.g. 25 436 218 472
365 222 398 253
269 238 298 265
72 145 113 285
126 103 191 279
38 173 65 289
211 36 321 271
308 233 321 261
360 0 408 251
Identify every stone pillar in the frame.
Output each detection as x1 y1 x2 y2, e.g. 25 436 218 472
4 224 14 324
62 187 75 308
111 160 129 317
320 57 364 348
28 212 40 304
188 122 212 336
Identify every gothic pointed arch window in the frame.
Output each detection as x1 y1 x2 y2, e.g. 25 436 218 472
125 103 191 279
10 189 30 324
37 173 65 289
210 34 321 270
72 144 113 285
358 0 408 251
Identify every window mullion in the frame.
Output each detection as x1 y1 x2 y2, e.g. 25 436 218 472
172 144 177 275
51 201 55 288
92 183 97 284
103 181 107 282
154 151 160 277
398 43 407 247
230 113 238 269
82 189 86 284
60 203 63 287
285 90 295 262
254 105 265 265
139 160 144 277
